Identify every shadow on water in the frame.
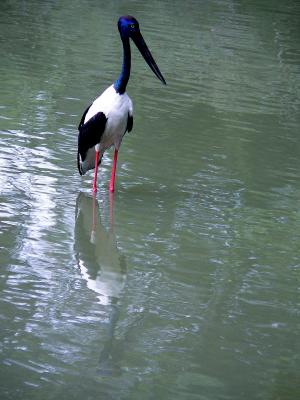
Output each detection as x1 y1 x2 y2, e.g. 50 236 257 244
74 192 127 376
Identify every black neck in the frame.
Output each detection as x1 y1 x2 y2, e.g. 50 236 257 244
114 37 131 94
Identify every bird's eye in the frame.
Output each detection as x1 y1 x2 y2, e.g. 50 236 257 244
130 24 135 29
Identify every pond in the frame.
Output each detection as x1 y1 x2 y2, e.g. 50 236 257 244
0 0 299 399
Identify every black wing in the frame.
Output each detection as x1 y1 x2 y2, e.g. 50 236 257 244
77 110 107 175
127 113 133 132
78 104 92 130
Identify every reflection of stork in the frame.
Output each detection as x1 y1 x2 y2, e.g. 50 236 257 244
74 192 127 375
74 192 126 305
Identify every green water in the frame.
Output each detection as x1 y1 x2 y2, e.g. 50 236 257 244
1 0 299 399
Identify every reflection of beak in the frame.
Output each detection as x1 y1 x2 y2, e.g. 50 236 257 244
132 31 166 85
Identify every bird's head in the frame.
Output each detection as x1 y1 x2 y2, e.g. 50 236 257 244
117 15 166 85
118 15 140 37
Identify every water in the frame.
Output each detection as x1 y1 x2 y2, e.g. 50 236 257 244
1 0 300 399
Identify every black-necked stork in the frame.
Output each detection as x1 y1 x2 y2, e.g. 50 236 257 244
77 15 166 193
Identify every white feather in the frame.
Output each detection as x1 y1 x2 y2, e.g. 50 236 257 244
85 85 133 151
80 85 133 174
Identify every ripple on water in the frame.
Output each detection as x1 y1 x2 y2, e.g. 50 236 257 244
0 1 300 397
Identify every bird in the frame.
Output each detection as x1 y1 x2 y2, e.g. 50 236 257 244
77 15 166 193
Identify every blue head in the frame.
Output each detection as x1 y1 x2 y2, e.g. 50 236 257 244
117 15 166 85
118 16 140 38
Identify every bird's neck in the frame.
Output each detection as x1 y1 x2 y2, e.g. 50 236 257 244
114 37 131 94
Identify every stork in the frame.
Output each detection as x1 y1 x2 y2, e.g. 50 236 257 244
77 15 166 193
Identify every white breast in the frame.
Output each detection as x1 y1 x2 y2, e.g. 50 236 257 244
85 85 133 152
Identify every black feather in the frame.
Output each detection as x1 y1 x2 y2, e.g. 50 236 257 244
78 104 92 130
127 113 133 132
77 111 107 175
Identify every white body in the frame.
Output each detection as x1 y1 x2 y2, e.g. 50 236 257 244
81 84 133 174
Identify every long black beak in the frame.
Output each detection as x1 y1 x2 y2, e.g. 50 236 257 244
132 32 166 85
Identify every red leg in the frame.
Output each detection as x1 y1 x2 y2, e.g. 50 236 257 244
109 149 118 193
93 150 100 193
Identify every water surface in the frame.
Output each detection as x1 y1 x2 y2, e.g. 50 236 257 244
1 0 300 399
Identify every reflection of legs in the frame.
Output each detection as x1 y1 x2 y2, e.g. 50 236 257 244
109 149 118 193
90 194 97 244
109 191 114 233
93 150 100 193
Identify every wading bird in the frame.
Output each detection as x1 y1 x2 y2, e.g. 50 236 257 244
77 15 166 193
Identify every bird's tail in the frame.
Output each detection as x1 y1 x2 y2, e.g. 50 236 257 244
77 151 83 176
77 149 102 176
